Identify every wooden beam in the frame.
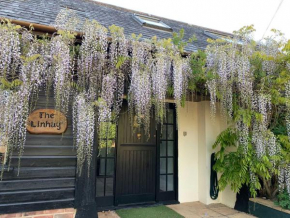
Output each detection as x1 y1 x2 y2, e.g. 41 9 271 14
2 18 191 56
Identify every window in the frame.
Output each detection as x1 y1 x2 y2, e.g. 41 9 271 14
133 14 173 32
204 30 243 44
204 30 230 39
96 122 116 197
159 107 176 192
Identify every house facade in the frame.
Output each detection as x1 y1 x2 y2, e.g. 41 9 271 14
0 0 236 215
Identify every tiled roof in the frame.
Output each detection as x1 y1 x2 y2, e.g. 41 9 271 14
0 0 231 52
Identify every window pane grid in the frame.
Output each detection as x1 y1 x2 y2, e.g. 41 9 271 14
159 107 175 192
97 122 116 197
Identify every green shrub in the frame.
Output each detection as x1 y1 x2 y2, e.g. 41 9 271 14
275 189 290 210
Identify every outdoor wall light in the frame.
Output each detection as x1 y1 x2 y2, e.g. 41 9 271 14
137 133 142 139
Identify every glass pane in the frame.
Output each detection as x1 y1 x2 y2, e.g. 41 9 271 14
167 158 174 174
107 140 116 157
105 177 114 196
161 126 166 139
98 140 107 157
96 178 104 197
160 175 166 192
167 125 174 140
106 159 115 176
144 19 169 28
160 158 166 174
99 122 116 139
98 159 106 176
107 147 115 157
160 141 166 157
167 175 174 191
99 122 108 139
167 109 174 124
168 141 174 156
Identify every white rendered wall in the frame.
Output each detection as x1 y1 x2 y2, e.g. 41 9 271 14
177 101 199 202
177 101 236 207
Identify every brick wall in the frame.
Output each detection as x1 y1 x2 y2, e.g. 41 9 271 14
0 208 76 218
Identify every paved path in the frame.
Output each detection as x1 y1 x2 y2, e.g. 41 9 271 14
97 202 256 218
167 202 255 218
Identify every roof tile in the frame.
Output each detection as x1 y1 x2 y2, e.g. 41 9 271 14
0 0 231 51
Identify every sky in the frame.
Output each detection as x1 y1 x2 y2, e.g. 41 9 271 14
95 0 290 40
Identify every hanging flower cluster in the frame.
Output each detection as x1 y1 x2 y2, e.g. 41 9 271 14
109 25 128 71
151 49 169 124
251 94 273 158
78 20 108 94
173 57 190 106
73 93 95 175
108 25 127 123
286 81 290 141
50 35 73 116
20 37 48 105
236 120 249 153
98 74 116 122
129 40 152 133
0 90 29 174
261 38 279 75
0 20 21 79
54 8 79 32
205 36 254 118
0 24 46 177
279 165 290 195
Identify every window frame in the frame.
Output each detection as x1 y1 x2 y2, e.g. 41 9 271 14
156 104 178 202
96 122 116 199
132 13 173 32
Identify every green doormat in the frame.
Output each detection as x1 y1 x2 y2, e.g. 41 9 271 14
116 205 184 218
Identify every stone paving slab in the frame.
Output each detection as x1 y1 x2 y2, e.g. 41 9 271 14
167 202 256 218
98 211 120 218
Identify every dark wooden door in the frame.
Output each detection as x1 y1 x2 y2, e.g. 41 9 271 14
115 104 157 205
115 144 156 205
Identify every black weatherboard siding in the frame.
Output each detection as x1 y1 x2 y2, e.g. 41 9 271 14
0 92 76 214
0 0 231 51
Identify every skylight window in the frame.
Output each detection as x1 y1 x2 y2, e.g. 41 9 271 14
133 14 172 32
204 30 243 44
204 30 231 40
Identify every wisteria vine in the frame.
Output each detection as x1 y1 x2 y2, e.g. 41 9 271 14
205 27 290 198
0 10 191 177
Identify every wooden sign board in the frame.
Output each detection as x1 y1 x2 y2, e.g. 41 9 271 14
0 145 7 153
27 109 67 134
